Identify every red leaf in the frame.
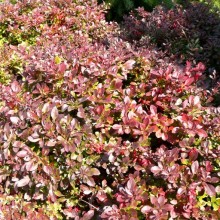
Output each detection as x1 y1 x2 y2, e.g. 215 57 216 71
82 210 94 220
158 196 166 206
26 160 38 172
210 177 219 183
126 178 135 192
112 124 122 130
77 107 85 118
161 133 168 141
51 106 58 122
177 187 185 196
205 161 213 172
189 148 198 161
112 124 123 134
10 116 20 125
151 166 161 175
191 161 199 175
123 59 135 70
193 96 200 106
43 165 51 175
203 183 216 197
81 185 92 195
28 136 40 143
182 212 191 219
197 129 207 138
96 190 107 202
150 105 157 115
15 176 30 188
85 176 95 187
124 96 130 104
11 81 21 93
58 62 67 73
141 205 152 214
16 150 28 158
46 139 57 147
185 77 194 86
163 204 173 211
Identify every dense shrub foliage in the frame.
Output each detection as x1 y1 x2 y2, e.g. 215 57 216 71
121 2 220 73
99 0 220 22
0 0 220 219
98 0 185 21
197 0 220 9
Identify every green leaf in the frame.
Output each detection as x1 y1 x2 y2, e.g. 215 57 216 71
54 56 62 64
54 190 64 197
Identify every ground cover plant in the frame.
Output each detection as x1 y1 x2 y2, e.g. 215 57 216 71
0 0 220 219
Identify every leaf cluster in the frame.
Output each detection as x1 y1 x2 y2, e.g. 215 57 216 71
0 0 219 219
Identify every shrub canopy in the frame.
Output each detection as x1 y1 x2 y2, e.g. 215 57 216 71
0 0 220 219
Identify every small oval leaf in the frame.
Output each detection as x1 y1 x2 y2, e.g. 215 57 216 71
16 176 30 188
10 116 20 125
51 106 58 122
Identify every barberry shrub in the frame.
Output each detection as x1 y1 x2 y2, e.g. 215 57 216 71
98 0 181 21
0 0 220 219
121 1 220 73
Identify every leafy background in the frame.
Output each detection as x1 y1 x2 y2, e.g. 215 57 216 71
98 0 220 21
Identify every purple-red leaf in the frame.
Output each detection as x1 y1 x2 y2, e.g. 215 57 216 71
126 178 135 191
10 116 20 125
77 107 85 118
28 136 40 143
191 161 199 175
58 62 67 73
150 105 157 115
193 96 200 106
51 106 58 122
82 210 94 220
203 183 216 197
123 59 135 70
85 177 96 187
185 77 194 86
81 185 92 195
151 166 162 175
15 176 30 188
46 139 57 147
16 150 28 158
197 129 208 138
141 205 152 214
158 196 166 206
26 160 38 172
11 81 21 93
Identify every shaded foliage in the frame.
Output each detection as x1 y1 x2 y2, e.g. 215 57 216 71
121 2 220 74
98 0 184 21
98 0 220 22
